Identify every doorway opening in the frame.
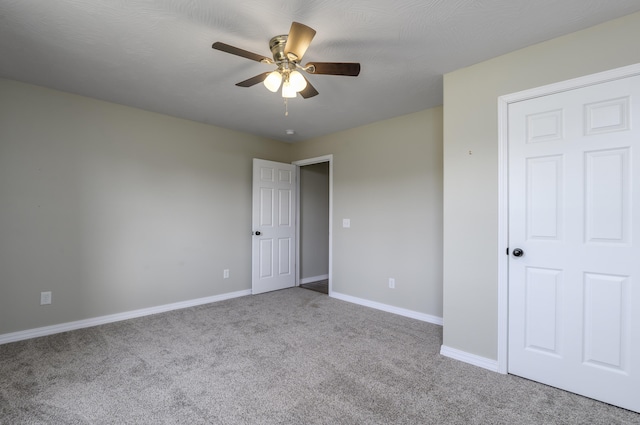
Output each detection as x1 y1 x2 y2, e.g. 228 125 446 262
294 155 332 295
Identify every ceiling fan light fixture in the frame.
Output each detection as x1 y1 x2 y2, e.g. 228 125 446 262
264 71 283 92
281 81 297 98
289 70 307 92
213 21 360 101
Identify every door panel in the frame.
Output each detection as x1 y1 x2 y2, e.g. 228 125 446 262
252 159 296 294
585 148 630 243
524 267 562 355
583 273 628 371
508 74 640 412
526 155 563 240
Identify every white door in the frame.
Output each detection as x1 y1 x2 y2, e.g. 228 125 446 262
252 159 296 295
508 74 640 412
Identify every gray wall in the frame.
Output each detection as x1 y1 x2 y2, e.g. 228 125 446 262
442 11 640 360
0 79 290 335
291 108 444 317
299 162 329 281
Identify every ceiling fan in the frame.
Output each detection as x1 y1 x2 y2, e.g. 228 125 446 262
212 22 360 99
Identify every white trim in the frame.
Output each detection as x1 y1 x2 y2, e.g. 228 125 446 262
500 63 640 105
331 291 443 326
293 155 333 295
300 274 329 284
496 62 640 375
293 155 334 167
328 159 333 296
496 93 510 375
294 164 301 287
0 289 251 345
440 345 499 372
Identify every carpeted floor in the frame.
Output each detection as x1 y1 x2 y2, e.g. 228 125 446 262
1 288 639 424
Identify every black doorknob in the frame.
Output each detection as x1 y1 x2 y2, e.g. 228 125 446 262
253 231 261 236
512 248 524 257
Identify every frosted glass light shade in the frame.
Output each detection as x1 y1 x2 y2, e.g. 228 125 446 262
281 81 297 98
289 70 307 92
264 71 282 92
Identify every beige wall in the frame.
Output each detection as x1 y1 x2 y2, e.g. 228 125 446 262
7 10 637 346
300 162 330 280
291 107 444 317
0 79 290 334
443 11 640 359
0 79 442 337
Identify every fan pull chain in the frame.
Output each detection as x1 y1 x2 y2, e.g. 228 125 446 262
284 98 289 116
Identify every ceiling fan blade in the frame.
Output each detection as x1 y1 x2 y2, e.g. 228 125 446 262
212 42 272 63
284 22 316 61
236 72 271 87
299 77 319 99
306 62 361 76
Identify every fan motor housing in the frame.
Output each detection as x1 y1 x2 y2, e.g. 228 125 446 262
269 35 289 63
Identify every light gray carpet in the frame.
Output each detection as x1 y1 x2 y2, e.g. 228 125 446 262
1 288 638 424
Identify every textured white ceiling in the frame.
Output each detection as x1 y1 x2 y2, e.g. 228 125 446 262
1 0 640 142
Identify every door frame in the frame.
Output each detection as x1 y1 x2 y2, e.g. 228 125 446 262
292 154 333 295
496 63 640 374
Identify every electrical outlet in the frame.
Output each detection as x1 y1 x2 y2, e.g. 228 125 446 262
342 218 351 228
40 291 52 305
223 269 230 279
388 278 395 289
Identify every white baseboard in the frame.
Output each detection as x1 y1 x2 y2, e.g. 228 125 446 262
330 291 443 326
0 289 251 345
440 345 499 372
300 274 329 285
